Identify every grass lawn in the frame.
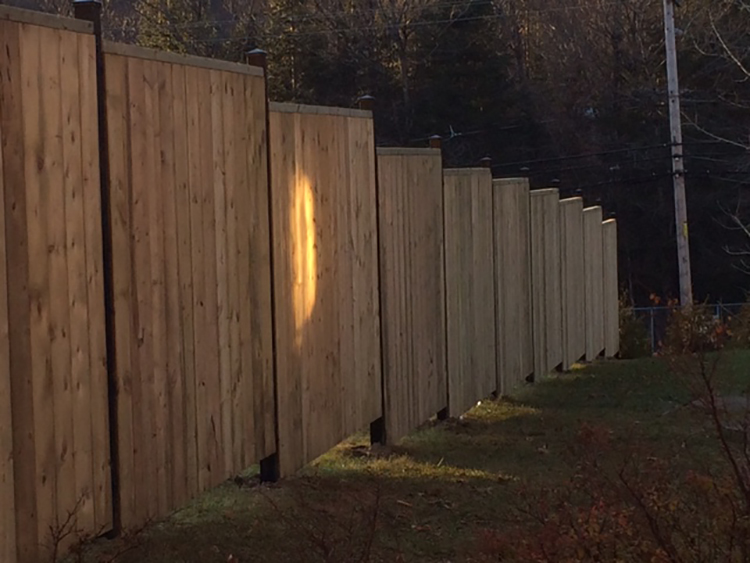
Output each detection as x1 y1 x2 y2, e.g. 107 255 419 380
79 351 750 563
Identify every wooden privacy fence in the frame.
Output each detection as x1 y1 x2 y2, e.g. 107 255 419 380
0 9 111 562
269 103 381 477
584 206 606 360
493 178 534 394
0 4 622 560
377 148 448 444
103 43 276 529
530 189 564 378
560 197 586 371
443 168 497 417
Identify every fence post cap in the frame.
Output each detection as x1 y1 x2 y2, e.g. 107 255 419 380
357 95 375 111
479 156 492 168
245 49 268 69
429 135 442 149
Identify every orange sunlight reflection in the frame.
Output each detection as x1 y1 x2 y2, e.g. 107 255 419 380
291 173 317 348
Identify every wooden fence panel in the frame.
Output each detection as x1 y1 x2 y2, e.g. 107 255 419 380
377 148 447 444
443 169 496 416
560 197 586 370
603 219 619 357
104 43 275 529
584 207 605 360
0 8 111 561
492 178 533 393
269 103 382 477
530 189 563 378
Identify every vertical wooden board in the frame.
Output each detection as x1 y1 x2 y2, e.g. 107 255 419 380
127 54 154 524
104 52 136 528
473 170 497 401
222 72 241 471
584 207 605 360
492 181 513 394
426 155 446 418
79 33 111 531
376 154 396 440
141 58 163 521
299 112 336 462
60 28 95 532
269 110 302 476
200 69 222 487
336 116 355 437
207 70 231 479
157 61 181 510
185 65 208 491
529 190 548 378
235 75 254 467
603 219 619 357
28 23 62 545
348 117 381 425
519 184 534 382
443 171 463 416
170 63 197 500
0 46 17 561
0 19 36 562
543 190 562 372
149 60 170 517
246 77 274 459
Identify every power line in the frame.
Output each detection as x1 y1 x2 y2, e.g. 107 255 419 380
109 1 627 42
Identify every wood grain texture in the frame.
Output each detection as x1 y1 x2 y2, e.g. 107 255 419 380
105 53 275 529
584 207 605 360
377 150 447 445
0 19 110 561
270 110 382 477
0 28 17 560
603 219 619 357
560 198 586 370
530 189 563 378
443 169 496 417
492 178 534 394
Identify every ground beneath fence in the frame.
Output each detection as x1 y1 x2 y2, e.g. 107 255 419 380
72 352 750 563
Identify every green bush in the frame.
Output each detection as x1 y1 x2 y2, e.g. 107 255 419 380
618 293 651 359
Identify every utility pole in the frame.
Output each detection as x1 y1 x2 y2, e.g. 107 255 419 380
663 0 693 306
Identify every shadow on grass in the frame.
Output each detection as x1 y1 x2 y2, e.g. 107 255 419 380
77 352 750 563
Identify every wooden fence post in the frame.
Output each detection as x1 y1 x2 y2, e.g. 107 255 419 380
245 48 281 483
73 0 120 536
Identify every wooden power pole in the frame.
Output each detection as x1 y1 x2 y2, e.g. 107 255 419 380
663 0 694 306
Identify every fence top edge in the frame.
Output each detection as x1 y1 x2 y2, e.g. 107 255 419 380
443 167 492 177
560 196 583 205
0 5 93 34
530 187 559 197
603 218 617 226
583 205 603 214
492 177 529 188
376 147 441 156
269 101 371 118
103 41 264 77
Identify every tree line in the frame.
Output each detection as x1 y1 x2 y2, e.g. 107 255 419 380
7 0 750 306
